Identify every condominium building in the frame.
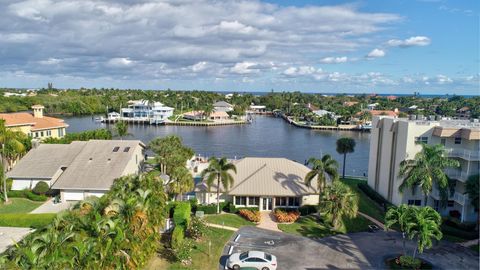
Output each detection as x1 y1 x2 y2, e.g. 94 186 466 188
368 116 479 222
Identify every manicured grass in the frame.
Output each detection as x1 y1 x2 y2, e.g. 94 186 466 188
0 198 44 214
341 178 386 222
469 244 479 253
146 227 233 270
0 213 57 228
204 213 253 228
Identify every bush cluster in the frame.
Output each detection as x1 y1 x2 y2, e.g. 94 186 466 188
298 205 319 216
441 223 478 240
171 225 185 250
196 204 217 214
43 129 112 144
173 202 192 228
238 209 261 223
398 255 422 269
357 183 393 208
273 208 300 223
32 181 49 195
187 216 207 240
442 217 476 231
7 190 47 201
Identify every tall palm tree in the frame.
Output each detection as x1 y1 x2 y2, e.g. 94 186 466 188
201 157 237 214
385 204 412 256
304 155 338 202
336 137 356 179
465 174 479 229
114 120 128 140
399 144 459 206
0 120 27 203
203 104 214 120
168 166 193 201
407 206 442 259
321 181 358 229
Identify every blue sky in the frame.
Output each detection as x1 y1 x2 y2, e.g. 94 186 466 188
0 0 478 94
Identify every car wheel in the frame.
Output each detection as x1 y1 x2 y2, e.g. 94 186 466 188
261 267 270 270
232 265 240 270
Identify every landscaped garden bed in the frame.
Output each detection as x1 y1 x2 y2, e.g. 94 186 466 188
238 209 261 223
385 255 433 270
273 208 300 223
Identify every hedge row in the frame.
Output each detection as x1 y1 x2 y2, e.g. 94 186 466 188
274 209 300 223
357 183 393 208
173 202 191 227
0 214 56 228
7 190 48 202
238 209 261 223
441 224 478 240
171 225 185 249
442 217 476 231
298 205 319 216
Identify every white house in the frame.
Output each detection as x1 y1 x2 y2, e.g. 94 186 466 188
213 101 234 112
8 140 145 201
120 100 174 124
195 157 320 211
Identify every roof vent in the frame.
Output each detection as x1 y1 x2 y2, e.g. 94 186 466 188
107 158 111 162
89 158 93 161
124 147 130 152
113 147 120 152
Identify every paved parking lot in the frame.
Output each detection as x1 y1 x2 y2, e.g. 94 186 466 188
220 226 479 270
0 227 33 253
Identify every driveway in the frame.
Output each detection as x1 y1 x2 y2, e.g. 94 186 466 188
0 227 33 253
30 199 73 214
220 226 478 270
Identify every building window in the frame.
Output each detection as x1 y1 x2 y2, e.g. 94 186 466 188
235 196 246 205
35 132 39 138
407 200 421 206
40 131 44 137
454 137 461 144
248 197 259 205
440 138 446 146
113 147 120 152
58 128 64 137
447 200 454 207
288 197 300 206
46 130 51 136
124 147 131 152
414 137 428 144
275 197 286 206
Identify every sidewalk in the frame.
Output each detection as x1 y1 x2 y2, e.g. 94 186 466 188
460 238 479 248
358 211 389 230
205 222 238 232
256 211 281 232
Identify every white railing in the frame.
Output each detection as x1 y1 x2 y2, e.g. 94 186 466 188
454 192 468 205
445 148 480 161
445 169 471 182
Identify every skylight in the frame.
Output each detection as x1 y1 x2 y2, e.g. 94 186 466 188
113 147 120 152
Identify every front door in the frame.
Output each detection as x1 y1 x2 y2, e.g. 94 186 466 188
262 197 272 211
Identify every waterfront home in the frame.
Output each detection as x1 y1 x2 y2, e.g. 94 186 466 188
209 111 229 121
213 101 234 112
343 101 359 107
0 105 68 140
7 140 145 201
183 110 205 121
368 116 479 222
367 103 379 110
249 105 267 113
194 157 320 211
119 100 174 124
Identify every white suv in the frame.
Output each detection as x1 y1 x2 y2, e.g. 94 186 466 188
226 251 277 270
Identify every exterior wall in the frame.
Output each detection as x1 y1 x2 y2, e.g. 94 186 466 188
301 194 320 206
11 179 51 190
120 145 144 176
8 125 66 139
195 192 227 205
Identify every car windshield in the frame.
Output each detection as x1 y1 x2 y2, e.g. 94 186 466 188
239 252 249 260
265 253 272 261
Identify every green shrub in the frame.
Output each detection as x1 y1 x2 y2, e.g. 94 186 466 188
166 202 177 218
32 181 49 195
226 202 236 213
171 225 185 249
235 206 259 213
7 190 47 201
197 204 217 214
442 217 476 231
173 202 191 227
399 255 421 269
357 183 393 208
441 223 478 240
0 214 56 228
173 238 193 262
298 205 318 216
189 198 198 212
187 216 206 240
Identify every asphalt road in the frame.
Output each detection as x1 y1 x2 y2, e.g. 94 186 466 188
220 226 479 270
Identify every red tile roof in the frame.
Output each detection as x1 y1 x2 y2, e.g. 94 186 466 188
0 113 68 131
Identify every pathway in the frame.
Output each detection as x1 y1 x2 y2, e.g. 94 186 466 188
460 238 479 248
256 211 281 232
0 227 33 253
358 211 389 230
205 223 238 232
30 199 72 214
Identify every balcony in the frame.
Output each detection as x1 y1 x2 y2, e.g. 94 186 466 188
445 148 480 161
445 169 471 182
430 189 468 205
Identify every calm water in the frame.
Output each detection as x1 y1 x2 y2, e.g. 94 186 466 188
64 115 371 176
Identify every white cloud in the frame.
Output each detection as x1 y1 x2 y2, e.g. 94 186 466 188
106 58 135 68
436 74 453 84
283 66 318 76
191 61 209 72
39 58 62 65
320 56 348 64
230 62 258 74
387 36 431 47
366 48 385 58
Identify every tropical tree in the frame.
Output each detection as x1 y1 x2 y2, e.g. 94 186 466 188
203 104 214 119
321 181 358 229
399 144 460 206
114 120 128 140
465 174 479 228
201 157 237 214
0 119 27 203
149 135 194 175
143 90 157 108
168 166 194 201
304 154 338 201
336 137 356 179
385 204 412 255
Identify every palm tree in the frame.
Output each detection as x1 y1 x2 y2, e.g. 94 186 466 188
321 181 358 229
385 204 412 256
304 155 338 202
114 120 128 140
465 174 479 229
0 120 27 203
336 137 356 179
203 104 214 120
407 206 442 259
168 166 193 201
201 157 237 214
399 144 460 206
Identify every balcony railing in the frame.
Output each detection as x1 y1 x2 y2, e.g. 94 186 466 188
445 148 480 161
430 189 468 205
445 169 471 182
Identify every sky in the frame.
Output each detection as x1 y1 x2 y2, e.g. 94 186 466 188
0 0 478 94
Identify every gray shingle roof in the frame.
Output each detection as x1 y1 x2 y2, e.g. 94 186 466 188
195 157 318 196
213 101 233 107
51 140 144 190
7 142 87 179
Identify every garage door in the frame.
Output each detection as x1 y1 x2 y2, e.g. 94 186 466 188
63 191 84 201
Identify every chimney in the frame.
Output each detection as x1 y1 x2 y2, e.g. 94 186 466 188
32 105 44 118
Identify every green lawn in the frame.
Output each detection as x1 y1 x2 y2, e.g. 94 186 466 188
278 214 374 238
146 227 234 270
0 198 43 214
204 213 253 228
341 178 386 222
0 213 57 228
469 244 479 253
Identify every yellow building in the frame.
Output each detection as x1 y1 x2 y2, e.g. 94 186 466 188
0 105 68 140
